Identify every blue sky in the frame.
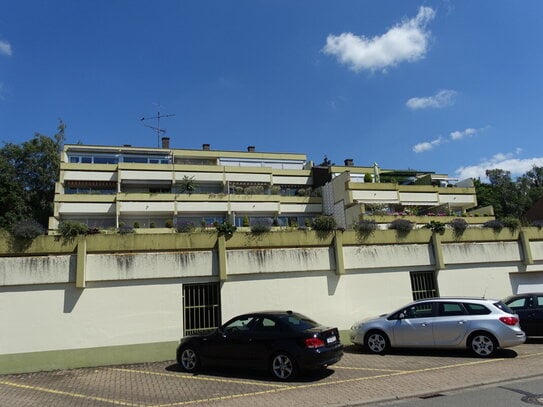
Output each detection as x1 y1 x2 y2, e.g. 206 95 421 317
1 1 543 181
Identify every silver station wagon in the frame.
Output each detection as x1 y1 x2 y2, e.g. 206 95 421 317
350 297 526 357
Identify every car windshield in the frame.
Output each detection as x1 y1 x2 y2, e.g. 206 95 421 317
279 313 319 331
493 301 515 314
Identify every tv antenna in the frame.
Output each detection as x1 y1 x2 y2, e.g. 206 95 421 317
140 109 176 147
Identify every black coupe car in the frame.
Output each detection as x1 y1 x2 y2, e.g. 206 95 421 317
176 310 343 380
504 293 543 337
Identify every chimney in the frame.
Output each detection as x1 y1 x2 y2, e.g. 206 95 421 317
247 146 255 152
202 143 210 151
161 137 170 149
344 158 354 166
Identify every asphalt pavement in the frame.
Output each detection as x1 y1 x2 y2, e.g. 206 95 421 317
1 342 543 406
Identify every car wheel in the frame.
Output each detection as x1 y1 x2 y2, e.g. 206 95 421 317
468 332 498 358
178 346 200 372
364 330 389 354
270 352 297 381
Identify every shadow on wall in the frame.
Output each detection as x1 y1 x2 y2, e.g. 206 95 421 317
327 273 339 296
64 284 83 313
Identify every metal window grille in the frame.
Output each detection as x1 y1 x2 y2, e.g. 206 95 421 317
183 282 221 336
410 271 438 301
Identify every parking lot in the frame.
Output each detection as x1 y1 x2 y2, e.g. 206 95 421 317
1 342 543 407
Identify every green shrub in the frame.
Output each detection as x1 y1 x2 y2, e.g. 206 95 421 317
501 217 520 231
242 216 250 227
449 218 468 235
11 220 44 240
425 221 446 233
58 221 89 239
165 219 173 228
483 219 504 231
150 222 156 228
312 215 337 231
288 218 298 228
216 221 237 237
133 222 140 229
356 219 378 233
176 220 195 233
389 219 414 233
251 219 272 234
179 175 197 194
118 225 134 234
87 227 100 235
244 185 264 195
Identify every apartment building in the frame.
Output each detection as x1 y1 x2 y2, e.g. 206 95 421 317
50 139 320 231
319 159 481 229
49 140 482 232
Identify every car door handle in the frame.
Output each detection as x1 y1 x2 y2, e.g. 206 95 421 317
421 323 431 327
458 321 466 325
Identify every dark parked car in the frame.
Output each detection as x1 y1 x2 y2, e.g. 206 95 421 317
176 311 343 380
503 293 543 337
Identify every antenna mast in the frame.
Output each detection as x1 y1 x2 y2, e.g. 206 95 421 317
140 110 176 147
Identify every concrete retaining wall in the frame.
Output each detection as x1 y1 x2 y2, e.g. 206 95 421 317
1 228 543 374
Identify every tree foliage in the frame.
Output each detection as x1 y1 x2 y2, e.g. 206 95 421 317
318 155 335 167
0 121 65 229
474 166 543 221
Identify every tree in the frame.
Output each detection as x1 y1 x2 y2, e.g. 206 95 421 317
318 155 335 167
518 166 543 215
474 166 543 221
179 175 197 194
0 120 65 229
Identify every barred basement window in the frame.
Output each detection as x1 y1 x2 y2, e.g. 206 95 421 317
183 282 221 336
410 271 438 301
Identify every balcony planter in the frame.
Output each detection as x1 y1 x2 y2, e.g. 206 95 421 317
360 214 495 225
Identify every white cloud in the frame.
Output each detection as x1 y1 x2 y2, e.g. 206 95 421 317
455 151 543 181
0 40 12 56
412 136 444 153
406 89 457 110
450 127 477 140
323 6 435 72
413 126 486 153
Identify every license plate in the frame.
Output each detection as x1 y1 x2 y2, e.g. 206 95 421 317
327 335 337 344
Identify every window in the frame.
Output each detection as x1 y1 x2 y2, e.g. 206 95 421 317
67 154 118 164
463 303 491 315
410 271 438 300
537 296 543 307
183 282 221 336
279 313 319 331
253 317 280 333
404 303 435 319
93 156 117 164
122 155 170 164
507 297 529 309
222 316 257 333
438 302 466 316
